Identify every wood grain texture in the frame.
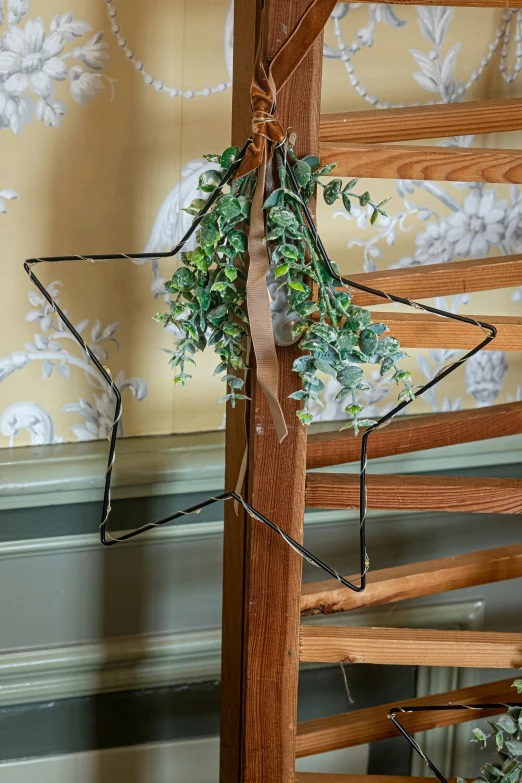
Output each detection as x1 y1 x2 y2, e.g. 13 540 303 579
319 143 522 183
296 677 518 757
345 254 522 307
300 544 522 615
305 473 522 513
220 2 262 781
296 776 446 783
338 0 522 5
320 98 522 144
220 3 324 782
306 402 522 469
299 626 522 667
370 311 522 350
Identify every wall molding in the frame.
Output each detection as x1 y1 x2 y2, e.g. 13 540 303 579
1 428 520 510
0 600 483 707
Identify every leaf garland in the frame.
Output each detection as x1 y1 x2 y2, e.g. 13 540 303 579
155 143 414 431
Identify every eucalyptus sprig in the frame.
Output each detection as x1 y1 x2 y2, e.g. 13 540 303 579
155 142 414 431
464 701 522 783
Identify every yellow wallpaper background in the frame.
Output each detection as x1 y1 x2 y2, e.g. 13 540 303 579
1 1 520 446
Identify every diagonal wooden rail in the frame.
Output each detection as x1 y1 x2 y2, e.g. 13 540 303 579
305 473 522 514
348 254 522 307
319 143 522 183
376 312 522 350
320 98 522 145
306 401 522 469
299 627 522 668
296 677 518 758
337 0 522 8
300 544 522 615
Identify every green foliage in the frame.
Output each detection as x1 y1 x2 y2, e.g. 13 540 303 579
155 142 412 428
467 699 522 783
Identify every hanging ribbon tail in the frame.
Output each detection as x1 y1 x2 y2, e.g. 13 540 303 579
235 0 338 438
246 148 288 443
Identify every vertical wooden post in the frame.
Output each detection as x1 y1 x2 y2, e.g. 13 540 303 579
220 1 325 781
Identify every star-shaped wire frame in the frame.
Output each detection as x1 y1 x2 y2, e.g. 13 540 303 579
24 137 496 594
389 703 522 782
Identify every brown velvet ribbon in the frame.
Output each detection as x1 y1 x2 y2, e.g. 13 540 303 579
235 0 338 443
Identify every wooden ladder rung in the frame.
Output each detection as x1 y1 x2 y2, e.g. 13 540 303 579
299 626 522 668
306 402 522 470
296 776 441 783
301 544 522 615
337 0 522 6
347 254 522 307
296 676 517 757
374 312 522 350
305 473 522 514
320 98 522 145
319 143 522 183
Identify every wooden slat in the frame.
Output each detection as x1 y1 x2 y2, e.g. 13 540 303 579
296 677 517 757
301 544 522 616
306 402 522 470
338 0 522 6
305 473 522 514
319 143 522 183
219 3 323 782
296 776 441 783
346 255 522 307
320 98 522 145
372 312 522 350
299 626 522 667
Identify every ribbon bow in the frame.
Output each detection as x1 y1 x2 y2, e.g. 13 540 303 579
235 0 338 442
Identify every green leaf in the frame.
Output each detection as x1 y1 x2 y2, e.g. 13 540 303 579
311 322 337 343
293 355 315 374
342 193 351 212
293 159 312 187
323 179 342 206
203 153 221 163
334 387 352 402
238 195 252 217
171 266 195 291
395 369 412 383
225 266 238 282
264 226 284 242
288 390 307 401
278 243 299 259
294 300 319 317
302 155 321 170
338 332 357 352
198 223 220 247
228 230 248 252
337 366 364 389
220 146 240 169
398 388 415 403
192 247 208 271
217 194 242 220
359 328 378 357
269 206 298 227
207 304 228 325
360 191 371 206
196 287 210 311
345 404 363 416
376 336 400 356
498 714 518 734
263 189 283 209
472 727 489 747
274 262 289 277
355 419 377 428
213 361 228 376
315 358 336 376
296 410 313 425
513 679 522 694
344 178 359 191
198 169 221 192
366 322 388 336
289 281 307 292
314 163 337 177
371 208 379 225
222 374 244 389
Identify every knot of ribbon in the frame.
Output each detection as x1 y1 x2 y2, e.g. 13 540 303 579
234 0 338 443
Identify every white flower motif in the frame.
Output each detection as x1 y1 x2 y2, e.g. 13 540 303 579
446 190 508 258
413 218 455 265
505 200 522 254
71 32 109 71
0 187 18 213
68 65 103 105
0 18 67 97
465 350 508 406
7 0 30 25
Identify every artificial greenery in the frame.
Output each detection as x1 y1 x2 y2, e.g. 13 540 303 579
463 681 522 783
155 143 415 431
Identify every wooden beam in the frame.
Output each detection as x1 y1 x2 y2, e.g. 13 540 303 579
296 677 517 757
299 626 522 668
345 255 522 307
320 99 522 145
338 0 522 6
296 776 443 783
300 544 522 616
220 2 324 781
319 143 522 184
306 402 522 470
305 473 522 514
372 312 522 351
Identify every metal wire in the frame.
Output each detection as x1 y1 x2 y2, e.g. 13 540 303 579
24 138 496 594
389 703 522 782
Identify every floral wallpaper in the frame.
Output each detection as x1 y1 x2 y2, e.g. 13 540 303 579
0 0 520 446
